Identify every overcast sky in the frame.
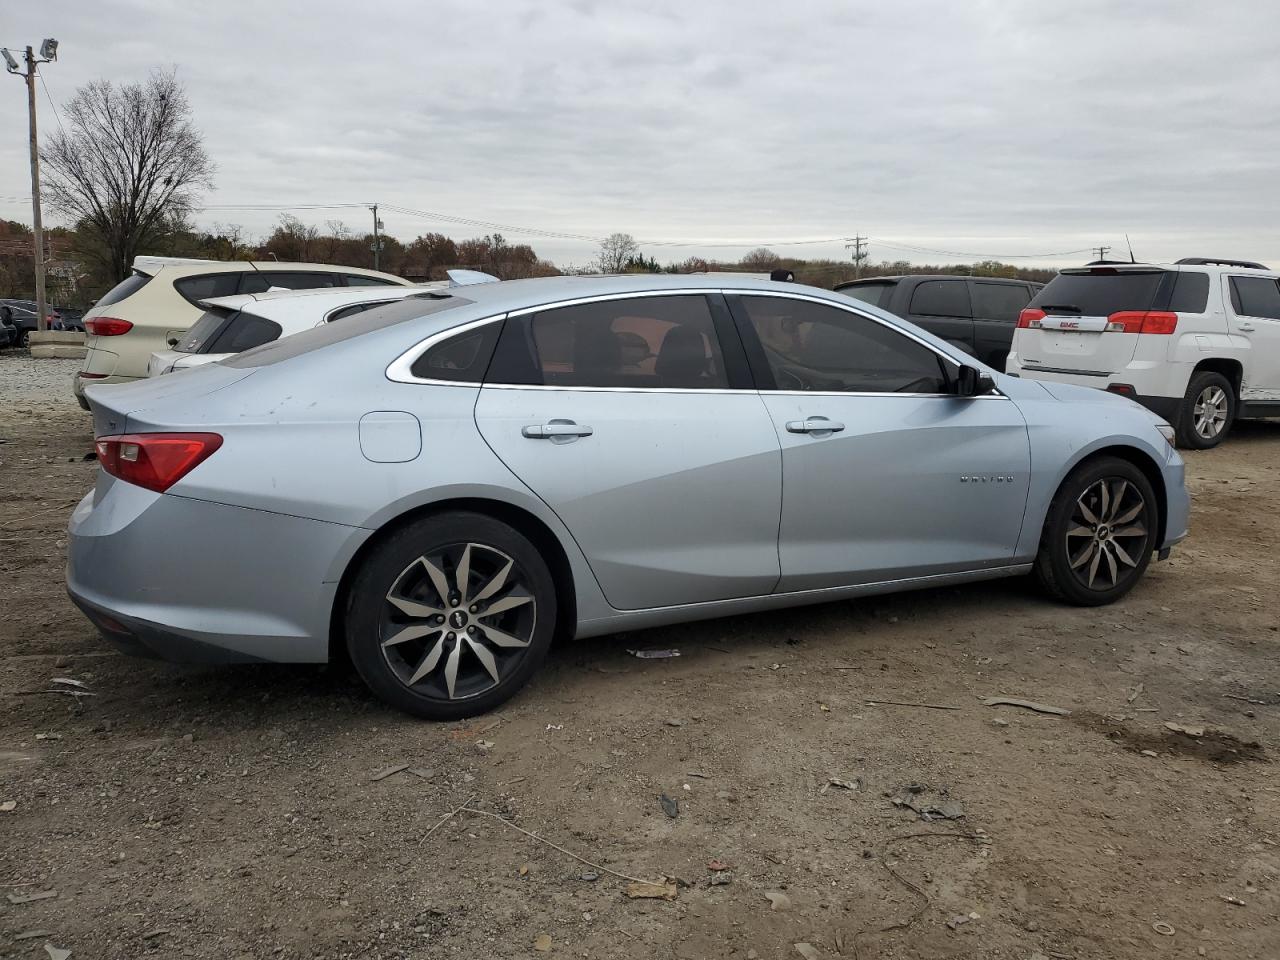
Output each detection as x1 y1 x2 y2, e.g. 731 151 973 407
3 0 1278 268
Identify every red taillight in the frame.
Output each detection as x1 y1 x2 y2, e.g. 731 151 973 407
1017 308 1046 329
86 317 134 336
94 433 223 493
1106 310 1178 334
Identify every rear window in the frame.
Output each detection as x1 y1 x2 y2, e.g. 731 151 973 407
909 280 971 318
175 310 235 353
206 312 283 354
225 295 472 368
837 282 894 308
173 273 242 305
95 273 152 309
1031 270 1165 315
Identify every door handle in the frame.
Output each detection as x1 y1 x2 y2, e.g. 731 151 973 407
521 419 594 441
785 417 845 435
1238 322 1255 331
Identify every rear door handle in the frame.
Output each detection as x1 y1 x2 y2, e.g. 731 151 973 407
785 417 845 435
521 419 594 441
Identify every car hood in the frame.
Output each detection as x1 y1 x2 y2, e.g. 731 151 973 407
1037 380 1171 423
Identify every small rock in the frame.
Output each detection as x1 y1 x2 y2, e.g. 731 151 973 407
1140 749 1159 758
533 932 552 952
579 872 598 882
795 944 820 960
765 890 792 911
665 718 685 727
992 718 1009 728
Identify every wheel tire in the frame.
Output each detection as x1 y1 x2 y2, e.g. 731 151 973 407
345 511 557 720
17 329 29 348
1034 456 1158 607
1175 371 1235 449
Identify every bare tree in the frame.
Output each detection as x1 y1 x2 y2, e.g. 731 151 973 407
596 232 639 274
740 247 781 271
42 70 214 282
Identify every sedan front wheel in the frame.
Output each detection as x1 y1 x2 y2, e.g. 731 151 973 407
1034 456 1157 606
346 512 557 720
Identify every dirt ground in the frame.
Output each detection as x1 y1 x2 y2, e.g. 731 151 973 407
2 387 1279 960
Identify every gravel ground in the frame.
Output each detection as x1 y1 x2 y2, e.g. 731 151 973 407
0 351 84 410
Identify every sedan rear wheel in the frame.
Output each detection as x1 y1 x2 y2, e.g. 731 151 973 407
1035 456 1157 606
346 512 556 720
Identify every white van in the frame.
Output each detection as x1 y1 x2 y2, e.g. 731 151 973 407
1006 257 1280 448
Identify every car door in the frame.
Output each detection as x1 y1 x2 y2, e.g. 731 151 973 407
474 292 782 610
969 281 1032 369
905 279 975 355
1225 275 1280 400
729 292 1031 592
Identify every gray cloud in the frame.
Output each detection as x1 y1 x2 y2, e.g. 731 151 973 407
2 0 1277 267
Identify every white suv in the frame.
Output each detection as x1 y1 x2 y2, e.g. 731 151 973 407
75 257 410 407
1006 257 1280 448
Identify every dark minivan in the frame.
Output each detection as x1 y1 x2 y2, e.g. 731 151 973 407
834 275 1042 370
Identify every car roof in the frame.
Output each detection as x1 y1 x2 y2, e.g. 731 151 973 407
131 256 410 284
836 275 1033 286
201 284 442 318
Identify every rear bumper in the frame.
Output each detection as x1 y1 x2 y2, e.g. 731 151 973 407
1008 356 1183 421
66 480 369 663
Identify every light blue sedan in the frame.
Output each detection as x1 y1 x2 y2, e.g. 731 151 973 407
69 275 1189 719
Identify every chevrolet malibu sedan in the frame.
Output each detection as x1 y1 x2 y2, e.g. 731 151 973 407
69 275 1189 720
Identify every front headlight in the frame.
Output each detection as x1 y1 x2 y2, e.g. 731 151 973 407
1155 422 1176 446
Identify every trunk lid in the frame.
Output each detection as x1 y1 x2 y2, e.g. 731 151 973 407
83 364 255 438
1017 266 1168 375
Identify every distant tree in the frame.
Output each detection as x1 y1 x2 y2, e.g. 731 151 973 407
42 70 214 282
259 214 320 262
740 247 781 271
596 233 639 274
623 252 661 273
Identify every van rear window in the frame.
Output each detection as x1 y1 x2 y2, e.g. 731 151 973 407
1030 271 1164 315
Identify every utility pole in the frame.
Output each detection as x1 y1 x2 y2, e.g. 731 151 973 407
370 203 383 272
845 235 868 280
1093 245 1111 261
4 40 58 333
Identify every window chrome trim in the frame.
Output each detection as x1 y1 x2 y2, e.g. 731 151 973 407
385 288 1008 397
385 314 507 385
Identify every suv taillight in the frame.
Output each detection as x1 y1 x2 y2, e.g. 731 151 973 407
86 317 133 336
1106 311 1178 335
1017 308 1046 329
95 433 223 493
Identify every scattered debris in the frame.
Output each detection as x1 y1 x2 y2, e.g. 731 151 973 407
991 718 1009 728
34 733 61 741
625 879 678 900
1140 749 1160 758
819 703 830 712
14 931 50 941
980 696 1070 716
141 929 170 940
44 946 71 960
1127 682 1145 704
1223 693 1268 706
1 800 16 812
947 912 979 930
865 699 960 711
533 932 553 952
709 872 731 886
891 789 965 821
794 944 820 960
475 739 495 753
407 767 435 780
665 718 685 727
686 771 710 779
659 794 679 818
1164 722 1207 737
765 891 792 911
1219 895 1246 907
50 677 88 689
545 724 563 731
706 859 728 872
518 864 529 877
827 777 862 792
1152 921 1175 936
579 872 598 882
7 889 57 904
370 763 410 782
627 648 680 659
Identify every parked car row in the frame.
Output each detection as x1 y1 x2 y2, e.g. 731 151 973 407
0 299 84 347
69 272 1189 720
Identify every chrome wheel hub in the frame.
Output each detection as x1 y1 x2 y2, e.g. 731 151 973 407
1065 478 1150 590
379 542 536 701
1193 386 1227 439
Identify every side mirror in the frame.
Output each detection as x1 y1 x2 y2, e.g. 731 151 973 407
956 364 995 397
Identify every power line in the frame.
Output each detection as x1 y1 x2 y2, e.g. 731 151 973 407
35 65 66 139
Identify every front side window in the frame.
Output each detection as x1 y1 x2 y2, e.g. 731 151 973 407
205 312 283 354
971 282 1031 322
909 280 972 318
740 296 950 394
1230 276 1280 320
492 295 728 389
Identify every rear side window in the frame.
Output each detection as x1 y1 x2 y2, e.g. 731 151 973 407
205 312 283 354
909 280 971 317
240 271 344 294
1031 270 1164 315
1169 272 1210 313
343 274 399 286
95 273 152 308
175 310 235 353
225 295 471 368
173 273 242 305
1229 276 1280 320
971 282 1032 322
410 322 502 382
838 282 894 308
328 303 373 322
491 295 728 389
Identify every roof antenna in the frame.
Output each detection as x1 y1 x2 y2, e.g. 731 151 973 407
1125 234 1136 263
